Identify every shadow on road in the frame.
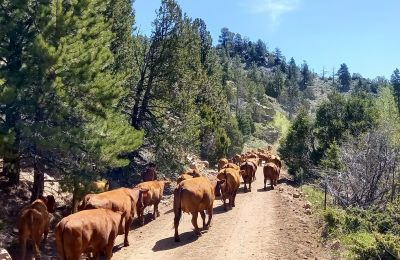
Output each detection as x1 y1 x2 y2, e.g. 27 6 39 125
213 203 228 215
152 231 198 252
257 186 273 192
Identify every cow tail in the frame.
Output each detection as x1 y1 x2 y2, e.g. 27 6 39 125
173 187 183 225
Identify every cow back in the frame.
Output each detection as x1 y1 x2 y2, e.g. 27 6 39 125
177 177 214 213
263 162 280 181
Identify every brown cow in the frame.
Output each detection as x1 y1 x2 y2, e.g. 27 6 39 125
233 154 241 165
217 158 229 171
18 195 56 260
240 161 257 192
135 180 169 225
256 152 270 166
176 173 194 184
78 187 147 247
182 168 201 177
263 162 280 190
55 209 126 260
268 155 282 172
72 179 109 213
141 163 157 182
173 177 224 242
217 168 241 210
222 162 240 171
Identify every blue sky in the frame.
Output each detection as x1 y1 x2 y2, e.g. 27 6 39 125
134 0 400 79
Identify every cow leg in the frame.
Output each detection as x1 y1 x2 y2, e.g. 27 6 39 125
154 202 160 219
271 179 274 190
264 177 267 191
104 238 115 260
223 197 228 211
191 212 201 237
43 220 49 243
232 190 238 207
124 217 132 247
248 178 252 192
90 252 100 260
205 206 213 228
20 237 27 260
32 231 42 259
200 211 206 229
139 208 145 226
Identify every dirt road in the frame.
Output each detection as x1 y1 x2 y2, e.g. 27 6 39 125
113 167 329 260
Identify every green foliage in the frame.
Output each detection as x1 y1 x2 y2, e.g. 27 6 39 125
390 68 400 109
315 92 376 155
269 111 290 142
237 112 255 136
266 69 284 98
375 85 400 146
305 186 400 259
278 109 313 175
300 60 312 91
320 141 344 171
337 63 351 92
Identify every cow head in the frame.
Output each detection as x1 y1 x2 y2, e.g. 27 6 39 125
40 195 56 213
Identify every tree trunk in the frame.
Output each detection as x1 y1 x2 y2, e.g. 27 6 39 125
31 157 44 202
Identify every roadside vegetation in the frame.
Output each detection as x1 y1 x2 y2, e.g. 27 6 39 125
282 84 400 259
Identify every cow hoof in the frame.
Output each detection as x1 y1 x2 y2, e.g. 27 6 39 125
264 187 267 191
124 241 130 247
175 237 181 242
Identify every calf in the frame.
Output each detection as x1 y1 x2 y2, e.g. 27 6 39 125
78 187 147 247
217 168 241 210
55 209 126 260
263 162 280 190
173 177 224 242
18 195 56 260
135 180 168 225
239 161 257 192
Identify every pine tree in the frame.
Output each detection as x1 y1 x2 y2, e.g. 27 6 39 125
337 63 351 92
0 0 143 197
0 0 34 184
390 68 400 109
300 60 312 91
288 57 299 82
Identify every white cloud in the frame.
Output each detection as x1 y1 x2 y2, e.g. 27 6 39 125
247 0 301 28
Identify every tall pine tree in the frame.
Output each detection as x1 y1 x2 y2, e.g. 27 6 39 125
337 63 351 92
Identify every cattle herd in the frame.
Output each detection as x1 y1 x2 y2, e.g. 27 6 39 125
17 148 281 259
